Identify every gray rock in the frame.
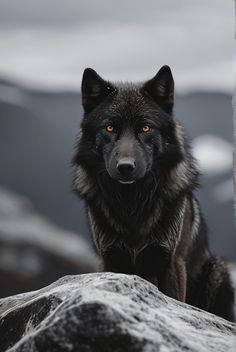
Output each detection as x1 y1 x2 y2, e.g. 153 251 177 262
0 273 235 352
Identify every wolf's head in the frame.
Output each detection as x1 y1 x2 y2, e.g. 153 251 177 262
74 66 190 189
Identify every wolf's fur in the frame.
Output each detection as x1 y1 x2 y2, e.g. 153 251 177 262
73 66 235 321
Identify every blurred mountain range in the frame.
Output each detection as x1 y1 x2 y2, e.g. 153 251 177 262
0 186 97 297
0 78 235 260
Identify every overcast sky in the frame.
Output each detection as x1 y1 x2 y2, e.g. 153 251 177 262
0 0 233 92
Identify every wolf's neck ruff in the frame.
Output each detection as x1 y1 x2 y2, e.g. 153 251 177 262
72 66 235 322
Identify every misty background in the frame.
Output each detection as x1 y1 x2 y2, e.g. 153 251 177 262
0 0 235 296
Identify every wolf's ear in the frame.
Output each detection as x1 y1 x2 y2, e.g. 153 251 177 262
81 68 114 113
142 65 174 114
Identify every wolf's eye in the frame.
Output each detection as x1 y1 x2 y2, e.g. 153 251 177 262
106 125 114 133
141 126 150 133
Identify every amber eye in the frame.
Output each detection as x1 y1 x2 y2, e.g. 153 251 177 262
141 125 150 133
106 125 114 133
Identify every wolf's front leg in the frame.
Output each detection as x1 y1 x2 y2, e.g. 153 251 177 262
164 256 187 302
100 246 134 274
136 245 187 302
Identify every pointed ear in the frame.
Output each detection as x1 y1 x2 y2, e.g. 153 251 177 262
142 65 174 114
81 68 114 113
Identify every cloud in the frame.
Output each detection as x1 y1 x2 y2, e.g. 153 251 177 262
0 0 231 27
0 0 233 91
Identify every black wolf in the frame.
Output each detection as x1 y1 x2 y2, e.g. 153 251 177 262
73 66 235 321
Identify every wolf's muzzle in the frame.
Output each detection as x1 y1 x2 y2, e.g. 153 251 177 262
116 158 136 178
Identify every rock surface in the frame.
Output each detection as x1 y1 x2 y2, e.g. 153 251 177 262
0 273 235 352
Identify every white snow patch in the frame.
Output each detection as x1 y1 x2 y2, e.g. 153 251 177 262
192 135 233 175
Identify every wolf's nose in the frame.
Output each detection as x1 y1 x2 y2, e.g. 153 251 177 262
117 158 136 175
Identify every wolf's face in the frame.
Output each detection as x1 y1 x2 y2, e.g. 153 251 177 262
79 66 183 184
